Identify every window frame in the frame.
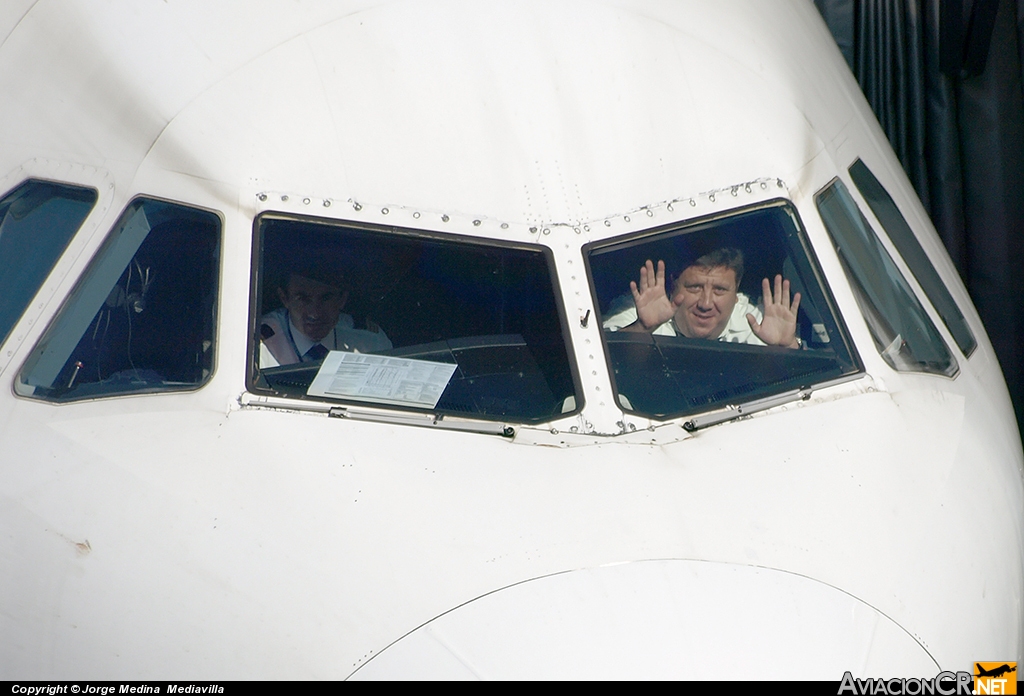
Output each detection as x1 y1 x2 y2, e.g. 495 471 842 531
0 178 99 350
14 194 224 403
815 176 959 379
847 158 977 358
583 198 863 421
245 211 585 424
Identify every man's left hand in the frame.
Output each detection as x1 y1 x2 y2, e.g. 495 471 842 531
746 274 801 348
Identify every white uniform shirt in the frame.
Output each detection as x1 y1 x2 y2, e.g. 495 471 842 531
601 293 766 345
259 307 393 368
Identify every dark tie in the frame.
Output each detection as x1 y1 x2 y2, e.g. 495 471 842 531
304 343 329 362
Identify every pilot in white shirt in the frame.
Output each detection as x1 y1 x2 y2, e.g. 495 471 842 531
259 271 391 368
602 248 801 349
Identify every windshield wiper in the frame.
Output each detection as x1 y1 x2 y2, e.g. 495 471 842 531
240 393 515 437
682 388 812 432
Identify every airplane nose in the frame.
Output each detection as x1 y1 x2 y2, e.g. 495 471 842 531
349 560 936 680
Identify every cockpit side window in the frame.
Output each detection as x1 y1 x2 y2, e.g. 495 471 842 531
0 180 97 347
249 215 579 423
815 178 957 377
848 159 977 356
586 201 860 420
16 198 221 401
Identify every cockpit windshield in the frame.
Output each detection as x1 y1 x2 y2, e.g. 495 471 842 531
16 198 221 402
0 180 97 348
586 201 859 420
249 215 579 423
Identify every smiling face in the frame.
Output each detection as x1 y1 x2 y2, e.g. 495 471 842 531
671 264 739 339
277 274 348 342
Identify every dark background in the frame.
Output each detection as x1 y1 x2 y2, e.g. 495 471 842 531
813 0 1024 438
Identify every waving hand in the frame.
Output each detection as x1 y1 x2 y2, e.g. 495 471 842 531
747 274 801 348
628 259 678 331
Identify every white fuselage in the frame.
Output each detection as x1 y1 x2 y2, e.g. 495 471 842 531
0 0 1020 679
